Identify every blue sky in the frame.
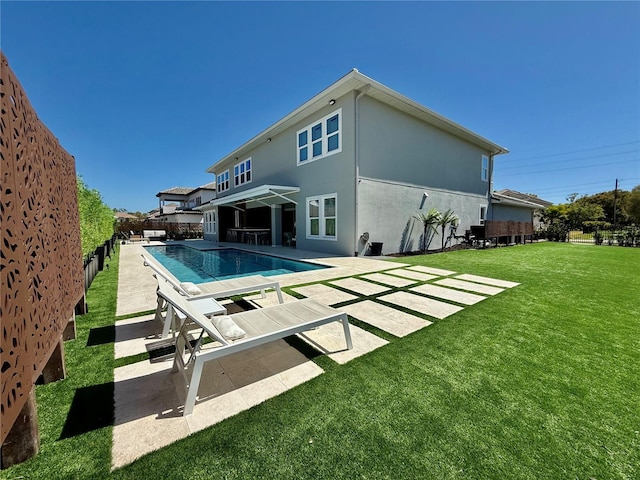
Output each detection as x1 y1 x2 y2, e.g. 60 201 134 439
2 1 639 212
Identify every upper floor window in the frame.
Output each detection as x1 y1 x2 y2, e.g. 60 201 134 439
297 109 342 165
234 158 252 187
481 155 489 182
195 196 202 206
217 170 229 193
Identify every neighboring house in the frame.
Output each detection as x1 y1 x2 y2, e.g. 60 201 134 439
114 211 139 223
155 182 217 226
490 189 552 230
201 69 508 256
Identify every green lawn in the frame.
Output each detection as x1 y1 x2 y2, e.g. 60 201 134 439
2 243 638 479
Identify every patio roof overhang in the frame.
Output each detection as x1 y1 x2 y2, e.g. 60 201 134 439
491 194 548 209
202 184 300 211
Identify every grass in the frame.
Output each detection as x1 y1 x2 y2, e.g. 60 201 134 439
1 248 120 479
2 243 639 479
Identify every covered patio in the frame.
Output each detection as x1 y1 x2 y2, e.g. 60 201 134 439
204 185 299 246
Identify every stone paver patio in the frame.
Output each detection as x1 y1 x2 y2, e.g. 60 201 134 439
410 283 487 305
328 277 391 296
435 278 506 295
341 300 432 337
360 272 417 287
383 268 439 282
378 291 464 319
111 241 521 468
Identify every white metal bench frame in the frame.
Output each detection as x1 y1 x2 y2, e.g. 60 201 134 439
156 281 353 415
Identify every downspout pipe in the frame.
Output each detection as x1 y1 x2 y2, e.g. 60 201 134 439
354 85 371 256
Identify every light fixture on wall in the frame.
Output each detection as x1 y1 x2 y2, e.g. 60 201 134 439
329 99 336 105
419 191 429 209
234 157 238 161
267 138 272 142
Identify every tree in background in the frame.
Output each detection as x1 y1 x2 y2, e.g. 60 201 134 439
626 185 640 224
77 176 115 256
566 200 605 230
568 190 631 225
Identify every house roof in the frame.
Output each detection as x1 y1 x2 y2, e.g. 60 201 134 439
156 182 217 198
157 187 193 196
193 181 217 192
207 68 509 173
114 212 138 220
492 189 552 209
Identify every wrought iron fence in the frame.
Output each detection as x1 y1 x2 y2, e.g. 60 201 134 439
567 229 639 246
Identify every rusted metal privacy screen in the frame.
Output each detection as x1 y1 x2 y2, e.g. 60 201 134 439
484 220 534 238
1 53 84 443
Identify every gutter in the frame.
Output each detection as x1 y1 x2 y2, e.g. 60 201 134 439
354 84 371 256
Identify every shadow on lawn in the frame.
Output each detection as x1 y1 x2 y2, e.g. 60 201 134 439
59 382 114 439
86 325 116 346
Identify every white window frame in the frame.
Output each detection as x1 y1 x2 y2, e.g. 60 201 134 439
306 193 337 241
481 155 489 182
297 108 342 166
234 158 252 187
480 206 486 225
216 170 230 193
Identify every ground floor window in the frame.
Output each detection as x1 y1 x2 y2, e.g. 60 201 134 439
204 209 217 234
306 194 337 240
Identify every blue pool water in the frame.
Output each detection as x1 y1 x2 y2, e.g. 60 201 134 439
145 246 327 283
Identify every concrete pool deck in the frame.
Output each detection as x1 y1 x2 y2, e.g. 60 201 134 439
112 240 520 468
116 240 411 317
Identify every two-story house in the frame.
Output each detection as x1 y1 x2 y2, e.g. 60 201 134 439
155 182 217 228
202 69 508 256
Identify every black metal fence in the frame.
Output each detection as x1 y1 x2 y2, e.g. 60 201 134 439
83 235 117 292
567 228 640 246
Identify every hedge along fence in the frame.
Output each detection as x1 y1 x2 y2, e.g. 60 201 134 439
77 176 115 256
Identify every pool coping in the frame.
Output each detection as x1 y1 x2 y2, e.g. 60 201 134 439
143 243 332 283
116 240 408 317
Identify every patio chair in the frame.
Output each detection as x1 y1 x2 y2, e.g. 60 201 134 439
141 254 284 337
156 279 353 415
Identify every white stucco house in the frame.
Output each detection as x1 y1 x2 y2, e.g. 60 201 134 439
201 69 510 255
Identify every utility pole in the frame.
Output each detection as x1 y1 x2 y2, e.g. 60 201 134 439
613 178 619 228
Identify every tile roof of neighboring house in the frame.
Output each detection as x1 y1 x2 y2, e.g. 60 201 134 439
156 182 217 197
114 212 139 220
492 189 553 208
157 187 193 196
195 181 216 191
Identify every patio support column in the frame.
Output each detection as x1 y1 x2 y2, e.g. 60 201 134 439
1 386 39 468
62 312 76 341
271 205 282 246
40 339 66 384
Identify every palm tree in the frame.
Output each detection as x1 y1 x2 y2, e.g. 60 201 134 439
413 208 440 253
437 208 459 252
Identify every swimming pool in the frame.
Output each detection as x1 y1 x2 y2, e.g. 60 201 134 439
144 245 328 283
